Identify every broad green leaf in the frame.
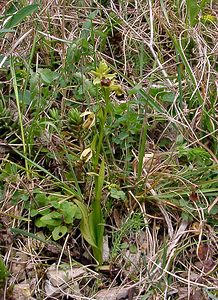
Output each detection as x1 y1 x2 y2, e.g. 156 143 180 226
74 200 96 248
52 226 68 240
35 193 49 207
41 211 61 219
110 188 126 200
61 202 79 224
40 208 51 216
159 92 175 103
4 4 38 29
39 212 62 226
42 218 61 227
89 209 104 264
39 68 59 84
30 209 38 217
35 218 45 228
51 201 60 209
30 72 40 98
48 195 60 202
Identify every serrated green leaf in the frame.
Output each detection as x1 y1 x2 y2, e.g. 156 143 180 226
4 4 38 29
61 202 78 224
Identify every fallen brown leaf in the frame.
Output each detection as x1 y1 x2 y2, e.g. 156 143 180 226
197 243 209 261
195 257 217 274
190 288 207 300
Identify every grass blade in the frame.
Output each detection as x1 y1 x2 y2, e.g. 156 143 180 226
10 57 30 179
4 4 38 29
172 37 203 105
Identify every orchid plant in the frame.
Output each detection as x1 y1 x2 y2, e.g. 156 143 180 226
91 60 124 96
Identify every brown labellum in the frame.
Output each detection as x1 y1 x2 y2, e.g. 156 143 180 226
189 191 199 202
101 78 111 86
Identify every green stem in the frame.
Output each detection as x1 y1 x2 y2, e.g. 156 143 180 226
90 88 110 264
94 88 110 166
